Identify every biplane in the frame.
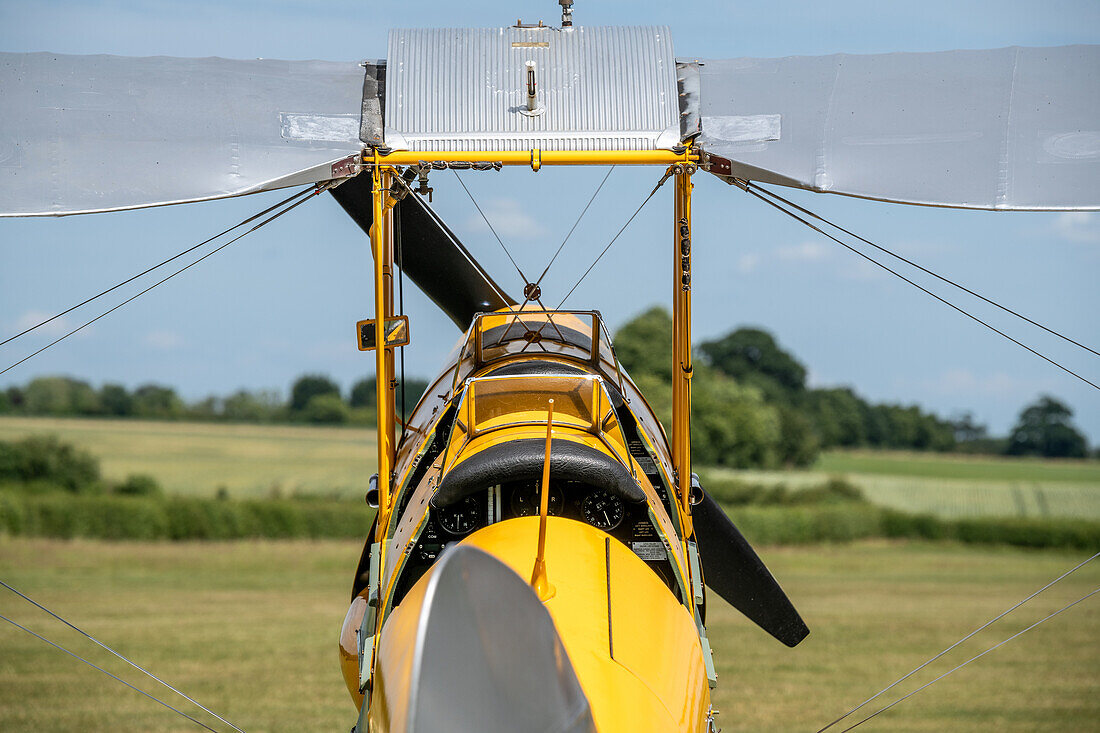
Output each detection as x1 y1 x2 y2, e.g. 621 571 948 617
1 2 1098 731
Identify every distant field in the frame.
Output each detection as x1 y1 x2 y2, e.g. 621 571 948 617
2 417 1097 518
0 539 1095 731
0 416 377 498
709 449 1100 521
817 449 1100 484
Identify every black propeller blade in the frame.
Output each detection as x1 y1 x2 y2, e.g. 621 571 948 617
693 486 810 647
331 173 516 329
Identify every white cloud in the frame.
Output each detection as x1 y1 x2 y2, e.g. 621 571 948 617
12 309 71 337
775 241 831 262
736 253 761 273
1053 212 1100 244
913 368 1043 398
464 198 545 241
145 330 184 350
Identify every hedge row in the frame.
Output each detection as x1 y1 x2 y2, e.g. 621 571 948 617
1 491 1096 550
0 492 374 541
728 504 1100 551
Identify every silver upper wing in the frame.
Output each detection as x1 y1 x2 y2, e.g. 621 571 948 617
0 52 366 216
693 45 1100 210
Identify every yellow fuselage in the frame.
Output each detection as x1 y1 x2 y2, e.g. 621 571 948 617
339 310 715 731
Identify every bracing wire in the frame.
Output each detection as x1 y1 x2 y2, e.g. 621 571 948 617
490 166 615 350
556 169 672 309
451 169 530 285
746 181 1100 359
0 182 333 377
815 551 1099 732
0 579 247 733
741 186 1100 392
388 173 515 308
529 166 615 297
0 612 231 733
448 168 569 345
0 185 317 349
517 168 672 353
835 586 1100 732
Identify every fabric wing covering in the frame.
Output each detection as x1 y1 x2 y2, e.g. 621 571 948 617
0 52 365 216
694 45 1100 211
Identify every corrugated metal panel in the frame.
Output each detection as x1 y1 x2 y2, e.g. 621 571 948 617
385 26 680 152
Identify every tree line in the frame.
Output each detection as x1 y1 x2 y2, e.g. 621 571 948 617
612 307 1093 466
0 309 1090 464
0 374 429 427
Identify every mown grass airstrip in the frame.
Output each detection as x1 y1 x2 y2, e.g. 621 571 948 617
0 539 1096 732
0 418 1097 730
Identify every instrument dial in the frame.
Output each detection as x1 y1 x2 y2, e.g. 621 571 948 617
582 490 624 531
437 495 482 535
510 482 563 518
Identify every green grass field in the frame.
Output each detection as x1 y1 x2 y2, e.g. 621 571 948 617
0 538 1095 732
2 416 1097 518
0 416 377 498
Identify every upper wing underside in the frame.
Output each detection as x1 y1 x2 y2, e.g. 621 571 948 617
3 37 1097 218
693 45 1100 210
0 52 365 216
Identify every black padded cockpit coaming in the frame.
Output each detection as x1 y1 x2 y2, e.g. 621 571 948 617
485 360 587 378
431 438 645 508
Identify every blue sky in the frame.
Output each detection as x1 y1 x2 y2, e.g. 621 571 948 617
1 0 1098 441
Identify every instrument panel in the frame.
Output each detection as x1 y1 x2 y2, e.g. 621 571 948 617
416 480 672 579
391 479 681 607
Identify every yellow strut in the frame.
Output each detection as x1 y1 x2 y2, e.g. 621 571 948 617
672 167 695 535
374 148 696 169
530 399 556 602
369 161 394 522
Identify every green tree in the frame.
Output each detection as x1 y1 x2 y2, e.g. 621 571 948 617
349 378 377 409
1006 396 1088 458
3 387 23 413
613 307 673 382
0 435 101 492
223 389 281 422
23 376 101 416
132 384 183 419
99 383 133 416
777 406 819 467
803 387 867 448
187 396 221 421
352 377 430 414
290 374 341 412
302 393 350 424
699 328 807 394
690 368 782 468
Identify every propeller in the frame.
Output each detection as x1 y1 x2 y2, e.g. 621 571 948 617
330 172 516 329
692 484 810 647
